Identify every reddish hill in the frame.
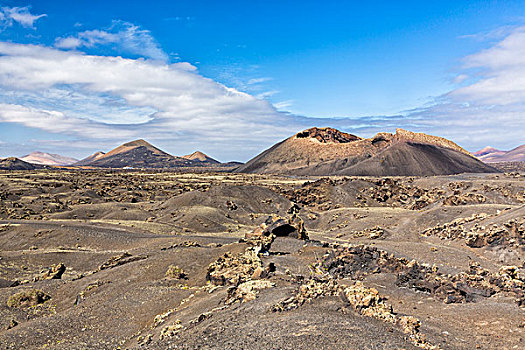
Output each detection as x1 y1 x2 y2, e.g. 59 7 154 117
474 145 525 163
182 151 220 165
473 146 504 158
20 152 78 166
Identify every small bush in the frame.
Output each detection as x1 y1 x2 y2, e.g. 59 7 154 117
165 265 187 279
7 289 50 308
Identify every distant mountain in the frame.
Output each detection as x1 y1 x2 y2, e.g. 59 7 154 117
182 151 220 165
473 146 505 158
74 140 243 169
475 144 525 163
222 161 244 168
74 151 106 166
236 127 498 176
0 157 42 170
74 139 194 168
20 152 78 166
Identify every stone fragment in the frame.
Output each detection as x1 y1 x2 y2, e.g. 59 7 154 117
40 263 66 280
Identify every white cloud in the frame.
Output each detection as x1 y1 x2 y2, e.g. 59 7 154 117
247 77 273 85
273 100 294 110
0 86 157 125
0 6 46 29
55 21 168 61
0 41 300 159
452 74 469 84
1 23 524 159
458 25 523 42
0 103 135 139
452 26 525 103
54 37 82 49
392 27 525 150
256 90 279 99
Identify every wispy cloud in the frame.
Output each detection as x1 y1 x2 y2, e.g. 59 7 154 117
247 77 273 85
450 26 525 105
0 6 46 29
452 74 469 84
256 90 279 99
55 20 168 61
392 26 525 150
273 100 294 110
458 25 519 41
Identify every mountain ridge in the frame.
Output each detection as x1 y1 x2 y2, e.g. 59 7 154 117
73 140 235 169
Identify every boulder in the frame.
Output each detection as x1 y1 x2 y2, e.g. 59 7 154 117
246 214 308 240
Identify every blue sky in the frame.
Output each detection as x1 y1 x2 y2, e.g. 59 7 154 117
0 1 524 161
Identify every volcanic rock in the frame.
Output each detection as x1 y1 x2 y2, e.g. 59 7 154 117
227 279 275 304
206 248 263 286
443 193 486 206
40 263 66 280
165 265 187 279
272 279 340 312
246 213 308 242
295 127 361 143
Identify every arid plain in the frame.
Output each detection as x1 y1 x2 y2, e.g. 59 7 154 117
0 168 523 349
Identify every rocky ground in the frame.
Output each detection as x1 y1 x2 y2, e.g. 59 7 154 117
0 169 524 349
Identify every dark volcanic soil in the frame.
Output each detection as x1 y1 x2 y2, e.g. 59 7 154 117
0 169 524 349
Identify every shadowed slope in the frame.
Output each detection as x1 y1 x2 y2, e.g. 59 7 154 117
0 157 42 170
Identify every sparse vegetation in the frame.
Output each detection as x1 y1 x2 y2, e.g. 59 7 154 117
7 289 50 308
165 265 187 279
